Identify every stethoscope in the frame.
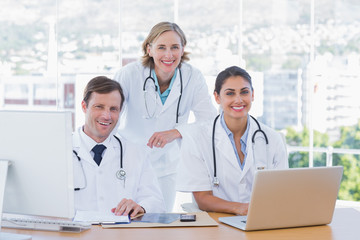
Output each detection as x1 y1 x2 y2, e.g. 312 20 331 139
143 68 183 123
73 135 126 191
212 114 269 187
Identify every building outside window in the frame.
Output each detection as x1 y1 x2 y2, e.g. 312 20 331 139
1 0 359 202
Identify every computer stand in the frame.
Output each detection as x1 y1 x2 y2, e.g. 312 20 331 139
0 160 31 240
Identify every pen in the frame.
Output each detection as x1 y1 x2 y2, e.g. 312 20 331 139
101 221 129 225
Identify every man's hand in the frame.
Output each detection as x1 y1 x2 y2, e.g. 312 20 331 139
111 198 145 218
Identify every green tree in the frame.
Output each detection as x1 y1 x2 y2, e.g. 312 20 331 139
286 122 360 201
286 126 329 168
333 121 360 201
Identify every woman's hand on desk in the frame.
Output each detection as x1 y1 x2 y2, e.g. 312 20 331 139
233 203 249 216
193 191 249 216
147 129 182 148
111 198 145 218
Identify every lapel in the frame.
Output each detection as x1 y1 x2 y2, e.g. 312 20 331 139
213 116 257 182
72 128 104 168
100 136 119 167
73 134 98 167
214 119 241 172
160 68 181 114
142 67 163 116
241 117 257 177
77 146 97 167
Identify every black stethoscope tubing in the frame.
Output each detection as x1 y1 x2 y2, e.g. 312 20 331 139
142 67 183 123
73 135 123 191
212 114 268 186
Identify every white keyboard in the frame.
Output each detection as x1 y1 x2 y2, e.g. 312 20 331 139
1 216 91 233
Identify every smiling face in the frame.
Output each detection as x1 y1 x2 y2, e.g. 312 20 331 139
147 30 184 81
214 76 254 121
82 90 122 143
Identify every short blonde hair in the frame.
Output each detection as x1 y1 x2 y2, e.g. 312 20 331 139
141 22 190 69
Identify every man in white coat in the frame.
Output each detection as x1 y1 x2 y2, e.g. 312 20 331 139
73 76 165 217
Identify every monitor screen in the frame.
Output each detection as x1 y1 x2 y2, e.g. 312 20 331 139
0 110 74 219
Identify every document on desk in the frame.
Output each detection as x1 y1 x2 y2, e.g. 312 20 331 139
102 211 218 228
132 213 180 224
73 210 130 224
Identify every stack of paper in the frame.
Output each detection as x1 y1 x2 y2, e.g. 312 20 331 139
73 211 130 224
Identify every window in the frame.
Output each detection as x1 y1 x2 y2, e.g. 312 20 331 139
1 0 359 201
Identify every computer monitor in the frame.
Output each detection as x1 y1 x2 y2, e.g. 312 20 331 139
1 160 31 239
0 110 75 219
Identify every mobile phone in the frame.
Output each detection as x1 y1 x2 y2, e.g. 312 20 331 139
180 214 196 222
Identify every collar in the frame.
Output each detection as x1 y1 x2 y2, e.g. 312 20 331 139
152 68 177 98
79 126 112 153
219 112 250 146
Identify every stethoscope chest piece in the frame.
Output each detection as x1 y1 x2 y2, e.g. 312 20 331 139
116 168 126 180
213 177 220 187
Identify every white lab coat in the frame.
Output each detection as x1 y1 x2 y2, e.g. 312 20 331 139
176 116 289 203
72 127 165 213
113 61 217 177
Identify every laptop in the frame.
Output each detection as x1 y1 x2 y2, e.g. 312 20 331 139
219 166 343 231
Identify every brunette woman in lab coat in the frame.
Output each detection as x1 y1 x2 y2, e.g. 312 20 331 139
176 66 288 215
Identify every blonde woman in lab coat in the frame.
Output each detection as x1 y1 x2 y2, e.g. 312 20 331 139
176 66 288 215
114 22 217 211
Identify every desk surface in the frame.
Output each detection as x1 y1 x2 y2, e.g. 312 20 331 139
2 208 360 240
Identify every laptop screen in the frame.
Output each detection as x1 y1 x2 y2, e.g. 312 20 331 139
220 166 343 231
